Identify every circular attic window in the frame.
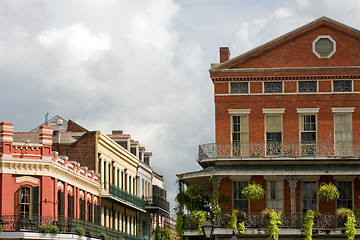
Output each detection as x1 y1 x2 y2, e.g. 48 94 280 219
312 35 336 58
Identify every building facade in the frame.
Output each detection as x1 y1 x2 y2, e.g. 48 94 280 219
177 17 360 239
0 122 102 240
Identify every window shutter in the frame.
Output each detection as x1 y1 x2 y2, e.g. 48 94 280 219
89 203 93 223
32 186 39 218
70 195 75 218
95 205 101 225
60 191 65 216
82 200 86 220
14 188 21 215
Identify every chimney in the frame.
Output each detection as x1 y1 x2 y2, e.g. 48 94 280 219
0 122 13 155
220 47 230 63
39 125 53 146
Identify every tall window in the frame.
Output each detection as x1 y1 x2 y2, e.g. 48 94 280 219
104 161 107 189
265 115 282 155
266 181 283 212
142 179 145 198
300 115 316 156
68 193 74 218
233 181 249 213
301 181 317 214
334 114 352 156
337 181 352 209
87 201 93 222
232 115 249 157
57 190 64 217
20 186 31 218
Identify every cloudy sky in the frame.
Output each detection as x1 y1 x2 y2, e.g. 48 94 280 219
2 0 360 216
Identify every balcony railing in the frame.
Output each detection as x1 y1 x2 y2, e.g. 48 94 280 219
198 141 360 161
183 212 360 230
0 215 147 240
109 184 145 211
145 195 170 212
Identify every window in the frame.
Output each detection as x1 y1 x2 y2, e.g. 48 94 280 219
230 82 249 94
333 80 352 92
337 182 352 209
87 201 93 222
104 161 107 189
266 181 283 212
117 169 120 187
265 115 282 155
68 194 74 218
57 190 64 217
19 186 39 219
300 115 317 156
301 181 317 214
231 115 249 157
233 181 249 213
20 186 31 217
264 82 282 93
334 114 352 156
298 81 317 93
142 179 145 198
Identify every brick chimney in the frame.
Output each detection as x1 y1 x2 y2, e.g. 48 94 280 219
220 47 230 63
39 125 53 146
0 122 13 154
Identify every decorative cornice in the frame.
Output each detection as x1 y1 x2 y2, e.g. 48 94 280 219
16 176 38 185
212 74 360 82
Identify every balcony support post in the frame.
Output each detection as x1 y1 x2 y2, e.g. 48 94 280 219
286 175 299 227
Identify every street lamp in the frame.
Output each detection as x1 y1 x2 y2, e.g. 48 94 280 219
202 219 213 239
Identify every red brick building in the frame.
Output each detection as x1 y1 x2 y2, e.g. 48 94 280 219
0 122 102 239
178 17 360 239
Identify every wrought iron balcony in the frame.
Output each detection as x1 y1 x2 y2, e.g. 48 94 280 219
183 212 360 231
198 141 360 161
0 215 148 240
145 195 170 212
109 184 146 211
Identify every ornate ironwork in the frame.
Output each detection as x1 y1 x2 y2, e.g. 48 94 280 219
286 175 299 227
198 141 360 161
298 81 317 92
230 82 249 94
333 80 352 92
264 82 282 93
0 215 147 240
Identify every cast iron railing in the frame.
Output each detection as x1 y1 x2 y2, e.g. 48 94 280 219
145 195 170 212
183 212 360 231
0 215 148 240
109 184 146 210
198 141 360 161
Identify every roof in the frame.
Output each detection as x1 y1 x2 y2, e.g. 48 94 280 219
210 16 360 73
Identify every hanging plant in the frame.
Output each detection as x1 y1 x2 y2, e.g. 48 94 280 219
226 210 246 234
175 213 184 239
193 210 207 234
262 209 282 240
318 183 339 201
242 183 265 199
210 196 221 221
303 210 316 240
337 208 356 240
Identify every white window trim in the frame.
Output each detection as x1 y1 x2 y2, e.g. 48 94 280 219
331 107 355 113
263 81 284 94
228 109 251 115
229 82 250 94
298 114 317 144
297 80 319 93
297 108 320 114
332 80 353 93
262 108 285 114
312 35 336 59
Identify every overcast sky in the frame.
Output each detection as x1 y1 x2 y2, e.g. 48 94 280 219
2 0 360 217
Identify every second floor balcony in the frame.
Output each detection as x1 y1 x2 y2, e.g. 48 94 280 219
109 184 145 211
198 141 360 167
145 195 170 213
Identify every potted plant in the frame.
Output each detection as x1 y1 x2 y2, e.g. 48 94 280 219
242 183 265 199
318 183 339 201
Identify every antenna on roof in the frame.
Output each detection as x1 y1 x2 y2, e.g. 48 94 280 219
45 113 49 126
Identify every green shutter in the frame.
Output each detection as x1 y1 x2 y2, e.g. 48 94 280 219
70 195 74 218
60 191 65 216
32 186 39 218
14 188 20 215
81 200 86 220
89 203 93 223
95 205 101 225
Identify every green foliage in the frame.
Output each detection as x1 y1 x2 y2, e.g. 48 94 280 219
238 222 245 234
337 208 356 240
210 196 221 221
175 213 184 239
184 184 203 211
38 225 59 234
0 225 2 232
242 183 265 200
219 194 228 203
262 209 282 240
226 210 246 233
193 210 207 234
100 232 108 240
318 183 340 201
75 226 86 236
303 210 316 240
153 226 173 240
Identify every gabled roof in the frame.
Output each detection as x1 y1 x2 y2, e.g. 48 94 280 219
210 16 360 72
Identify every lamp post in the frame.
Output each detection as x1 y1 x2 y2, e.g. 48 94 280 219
202 219 213 240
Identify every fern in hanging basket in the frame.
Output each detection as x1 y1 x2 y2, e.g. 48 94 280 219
242 183 265 199
318 183 340 201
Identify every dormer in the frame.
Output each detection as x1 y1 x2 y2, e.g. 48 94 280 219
130 140 139 157
144 152 152 166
